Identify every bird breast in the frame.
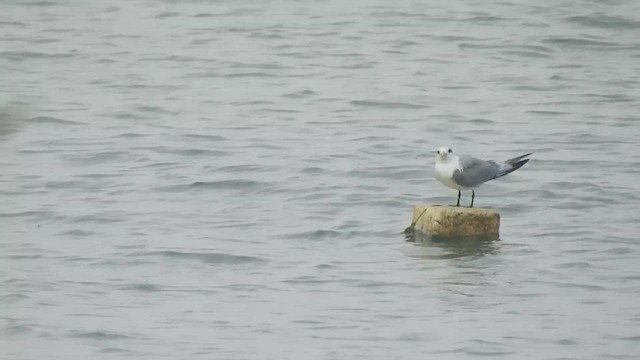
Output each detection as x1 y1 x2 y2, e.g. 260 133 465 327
435 159 464 190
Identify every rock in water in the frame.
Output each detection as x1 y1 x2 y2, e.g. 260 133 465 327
407 205 500 238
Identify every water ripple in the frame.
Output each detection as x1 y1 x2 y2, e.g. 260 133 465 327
129 250 268 265
350 100 430 109
566 13 640 29
3 1 640 359
67 331 134 340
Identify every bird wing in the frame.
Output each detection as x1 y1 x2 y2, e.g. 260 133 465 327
452 156 502 188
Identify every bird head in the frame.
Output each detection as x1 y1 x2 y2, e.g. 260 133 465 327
436 146 453 161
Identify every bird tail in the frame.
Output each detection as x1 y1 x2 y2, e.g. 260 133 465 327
492 153 533 179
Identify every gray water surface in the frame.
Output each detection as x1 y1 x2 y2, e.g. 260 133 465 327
2 0 640 359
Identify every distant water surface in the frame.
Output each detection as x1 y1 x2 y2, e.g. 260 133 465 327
2 0 640 359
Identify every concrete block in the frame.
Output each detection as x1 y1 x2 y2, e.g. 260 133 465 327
405 205 500 238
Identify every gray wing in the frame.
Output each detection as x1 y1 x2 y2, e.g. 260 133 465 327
452 156 503 188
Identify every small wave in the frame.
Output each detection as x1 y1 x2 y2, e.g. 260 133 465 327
152 147 230 157
112 111 147 120
281 89 317 98
227 61 289 70
314 263 336 269
0 51 74 60
526 110 569 116
157 179 264 193
179 71 221 79
0 210 51 218
556 262 592 269
1 294 29 303
192 13 217 18
552 281 605 291
566 13 640 29
582 93 634 103
469 118 494 124
135 250 267 265
233 100 274 106
27 116 84 125
104 34 142 39
248 32 289 40
0 21 26 26
546 181 599 189
133 105 179 115
368 10 429 19
510 84 568 91
431 35 482 42
503 50 553 58
139 55 213 63
182 134 227 142
223 72 278 78
467 15 507 22
466 350 516 357
393 40 420 48
459 43 555 58
282 229 342 240
356 280 409 288
100 347 134 354
308 31 340 38
209 164 264 172
56 229 99 238
300 166 326 174
62 151 132 165
153 11 180 19
348 135 395 142
350 100 429 109
2 325 32 335
68 330 132 340
283 276 333 284
542 37 618 48
344 167 422 180
111 132 147 139
20 1 57 6
261 108 302 114
195 179 262 189
120 283 160 292
67 214 125 224
7 254 43 260
57 256 94 262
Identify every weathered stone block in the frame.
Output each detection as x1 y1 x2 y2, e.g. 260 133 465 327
407 205 500 238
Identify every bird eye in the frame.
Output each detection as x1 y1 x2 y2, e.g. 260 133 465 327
436 150 440 154
448 149 452 153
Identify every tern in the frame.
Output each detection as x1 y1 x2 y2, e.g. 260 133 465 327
434 146 532 207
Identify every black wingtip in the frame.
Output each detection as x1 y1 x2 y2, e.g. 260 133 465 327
492 154 532 180
505 152 533 165
509 158 530 172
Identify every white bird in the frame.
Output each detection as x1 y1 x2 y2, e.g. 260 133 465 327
434 146 532 207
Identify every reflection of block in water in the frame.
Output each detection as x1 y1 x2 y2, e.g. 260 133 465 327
406 205 500 238
406 231 499 259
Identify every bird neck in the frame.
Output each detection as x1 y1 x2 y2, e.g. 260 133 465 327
437 155 458 165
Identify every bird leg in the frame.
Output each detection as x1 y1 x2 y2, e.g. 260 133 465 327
455 190 461 207
470 190 475 208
